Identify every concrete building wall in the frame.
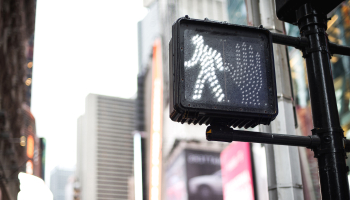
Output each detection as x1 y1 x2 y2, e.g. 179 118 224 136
76 116 84 191
77 94 135 200
82 94 97 200
138 2 160 73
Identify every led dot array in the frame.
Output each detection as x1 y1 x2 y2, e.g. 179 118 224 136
185 35 263 105
226 42 263 106
185 34 225 102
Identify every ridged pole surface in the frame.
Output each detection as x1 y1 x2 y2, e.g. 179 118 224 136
296 3 350 200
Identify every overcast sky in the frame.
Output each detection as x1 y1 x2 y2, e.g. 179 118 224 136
31 0 148 185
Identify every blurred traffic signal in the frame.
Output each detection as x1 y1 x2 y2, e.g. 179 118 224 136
27 135 34 159
275 0 344 24
169 17 278 128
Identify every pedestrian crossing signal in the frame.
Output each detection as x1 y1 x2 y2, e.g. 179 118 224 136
169 17 278 128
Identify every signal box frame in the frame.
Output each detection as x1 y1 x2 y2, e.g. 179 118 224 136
169 17 278 128
275 0 344 24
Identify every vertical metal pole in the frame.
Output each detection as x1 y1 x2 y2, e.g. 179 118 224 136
296 3 350 200
245 0 261 26
256 0 304 199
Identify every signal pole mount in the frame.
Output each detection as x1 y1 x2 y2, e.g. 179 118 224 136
297 4 349 200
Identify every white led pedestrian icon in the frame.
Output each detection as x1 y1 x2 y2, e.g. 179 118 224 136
184 35 225 102
185 34 263 105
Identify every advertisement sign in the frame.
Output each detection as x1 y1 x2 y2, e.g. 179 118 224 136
220 142 254 200
185 149 223 200
165 148 223 200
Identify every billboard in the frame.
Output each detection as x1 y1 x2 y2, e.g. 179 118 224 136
186 149 222 200
165 152 187 200
220 142 254 200
166 148 223 200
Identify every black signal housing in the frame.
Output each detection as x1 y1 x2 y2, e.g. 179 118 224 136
169 17 278 128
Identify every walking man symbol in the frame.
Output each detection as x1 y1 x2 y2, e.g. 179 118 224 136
184 34 263 106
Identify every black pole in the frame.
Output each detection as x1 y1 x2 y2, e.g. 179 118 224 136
271 32 309 49
271 32 350 56
329 42 350 56
296 3 349 200
206 125 321 148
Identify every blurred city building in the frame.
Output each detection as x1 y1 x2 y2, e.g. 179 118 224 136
136 0 259 199
23 106 46 179
136 1 350 200
0 0 46 199
64 175 77 200
136 1 229 200
76 94 135 200
50 166 75 200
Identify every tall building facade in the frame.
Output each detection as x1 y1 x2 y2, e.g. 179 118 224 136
77 94 135 200
50 166 75 200
136 1 229 200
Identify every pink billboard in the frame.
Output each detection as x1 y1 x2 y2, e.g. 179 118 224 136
220 142 254 200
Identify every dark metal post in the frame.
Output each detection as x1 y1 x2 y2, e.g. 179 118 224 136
297 3 349 200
